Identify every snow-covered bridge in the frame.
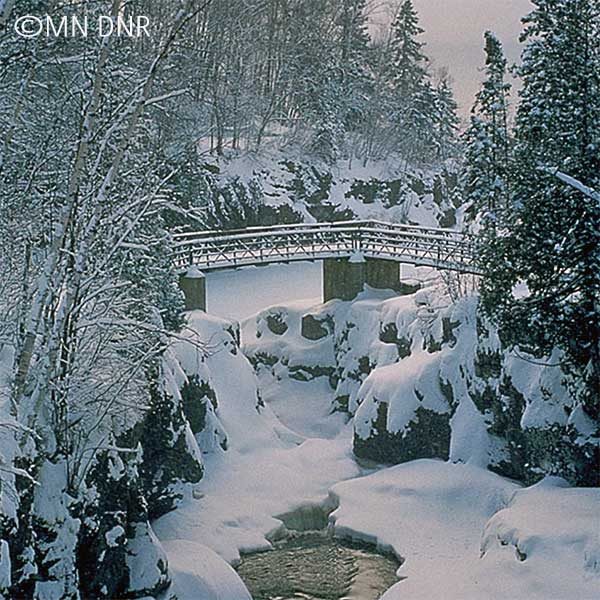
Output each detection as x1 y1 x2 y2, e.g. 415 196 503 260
173 220 481 310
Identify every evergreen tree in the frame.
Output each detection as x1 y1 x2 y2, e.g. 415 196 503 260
463 31 512 222
432 72 460 160
306 0 373 161
387 0 429 98
481 0 600 417
337 0 373 131
387 0 436 161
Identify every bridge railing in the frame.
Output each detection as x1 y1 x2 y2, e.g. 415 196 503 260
173 219 465 243
171 220 481 275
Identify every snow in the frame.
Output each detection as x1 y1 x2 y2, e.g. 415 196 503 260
449 394 496 466
0 345 20 523
511 280 531 299
152 268 599 599
184 266 205 279
206 261 321 321
354 349 449 439
105 525 125 548
0 539 10 592
349 250 366 263
126 522 169 594
256 373 348 440
244 300 337 380
482 477 600 578
162 540 251 600
154 310 360 573
202 150 466 231
543 167 600 203
330 460 600 599
506 348 570 429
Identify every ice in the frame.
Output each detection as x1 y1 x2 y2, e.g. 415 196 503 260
206 262 322 321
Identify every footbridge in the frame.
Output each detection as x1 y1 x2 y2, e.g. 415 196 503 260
172 220 481 311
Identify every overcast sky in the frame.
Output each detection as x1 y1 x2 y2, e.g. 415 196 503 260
371 0 533 120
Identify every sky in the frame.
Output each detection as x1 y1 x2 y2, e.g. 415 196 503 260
371 0 533 120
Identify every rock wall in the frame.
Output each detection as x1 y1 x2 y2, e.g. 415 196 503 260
243 283 598 485
169 154 464 231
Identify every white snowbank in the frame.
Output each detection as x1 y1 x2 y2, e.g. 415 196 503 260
330 460 599 599
162 540 251 600
482 477 600 579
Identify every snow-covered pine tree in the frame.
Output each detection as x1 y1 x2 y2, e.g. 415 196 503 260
432 71 460 161
481 0 600 419
337 0 373 132
463 31 512 223
387 0 436 162
307 0 373 163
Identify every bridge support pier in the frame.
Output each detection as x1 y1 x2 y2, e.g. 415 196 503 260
323 256 406 303
179 267 206 311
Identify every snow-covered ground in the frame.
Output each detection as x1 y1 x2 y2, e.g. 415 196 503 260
154 267 599 600
206 261 424 323
332 462 600 599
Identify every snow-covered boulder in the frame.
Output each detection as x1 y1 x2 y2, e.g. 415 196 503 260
126 522 170 597
481 476 600 582
353 357 452 464
244 301 338 387
242 282 598 485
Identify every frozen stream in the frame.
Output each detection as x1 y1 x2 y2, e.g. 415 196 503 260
154 283 600 600
231 359 402 598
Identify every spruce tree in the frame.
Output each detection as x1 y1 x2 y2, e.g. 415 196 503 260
387 0 436 161
308 0 372 161
481 0 600 417
432 73 460 160
388 0 428 98
338 0 372 130
463 31 512 222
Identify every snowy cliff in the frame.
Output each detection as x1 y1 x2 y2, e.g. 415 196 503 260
244 279 598 486
160 301 599 600
170 153 465 231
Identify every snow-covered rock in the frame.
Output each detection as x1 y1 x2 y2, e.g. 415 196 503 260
126 522 170 597
172 152 465 231
243 281 598 485
482 477 600 575
151 305 598 600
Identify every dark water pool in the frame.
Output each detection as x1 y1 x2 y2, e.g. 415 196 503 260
236 532 400 600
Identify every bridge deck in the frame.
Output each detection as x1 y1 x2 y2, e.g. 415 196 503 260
172 220 482 275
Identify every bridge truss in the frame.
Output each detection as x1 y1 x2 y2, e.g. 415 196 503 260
172 220 482 275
